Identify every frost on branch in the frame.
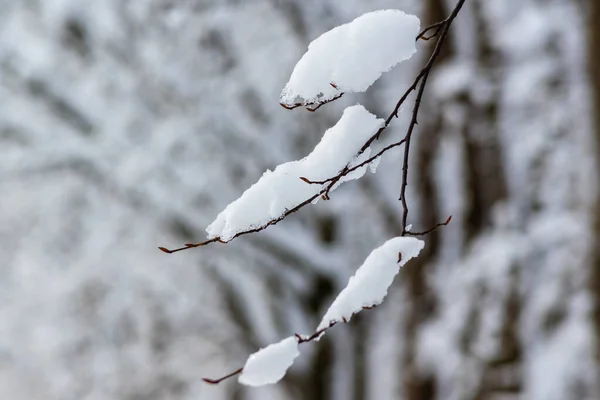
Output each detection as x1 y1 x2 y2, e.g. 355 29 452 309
238 336 300 387
280 10 420 107
206 105 384 241
317 237 424 331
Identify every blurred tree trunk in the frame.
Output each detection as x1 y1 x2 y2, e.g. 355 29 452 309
404 0 513 397
588 0 600 368
401 0 598 399
402 1 450 399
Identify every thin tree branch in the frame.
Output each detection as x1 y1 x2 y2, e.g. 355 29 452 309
361 0 465 153
159 192 323 253
300 138 407 185
202 368 244 385
399 0 466 235
404 215 452 236
399 68 431 234
160 0 466 253
416 20 447 41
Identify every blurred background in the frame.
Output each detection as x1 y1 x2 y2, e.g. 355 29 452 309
1 0 599 399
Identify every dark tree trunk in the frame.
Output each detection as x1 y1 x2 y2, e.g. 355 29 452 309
588 0 600 370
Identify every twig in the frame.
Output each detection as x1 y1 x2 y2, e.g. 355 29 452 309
161 170 346 253
404 215 452 236
360 2 465 154
300 138 407 185
399 68 430 234
159 192 323 253
416 20 447 41
399 0 466 235
202 368 244 385
296 322 336 344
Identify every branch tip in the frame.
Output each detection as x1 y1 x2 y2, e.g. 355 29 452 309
202 368 244 385
158 247 172 254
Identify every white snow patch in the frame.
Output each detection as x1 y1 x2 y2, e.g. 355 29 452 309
317 237 424 331
368 156 381 173
280 10 420 106
206 105 384 241
238 336 300 387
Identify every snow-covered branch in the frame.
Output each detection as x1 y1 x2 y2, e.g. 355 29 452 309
159 1 464 254
203 237 425 386
279 10 419 110
158 0 466 389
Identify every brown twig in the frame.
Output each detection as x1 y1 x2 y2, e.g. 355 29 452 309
399 0 466 235
159 192 322 253
300 138 408 185
360 0 466 155
404 215 452 236
399 67 430 234
416 20 447 41
202 368 244 385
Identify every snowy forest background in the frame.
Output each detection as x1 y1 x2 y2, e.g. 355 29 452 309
1 0 599 399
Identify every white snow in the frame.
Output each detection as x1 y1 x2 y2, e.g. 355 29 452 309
280 10 420 107
2 1 598 399
317 237 424 331
206 105 384 241
238 336 300 387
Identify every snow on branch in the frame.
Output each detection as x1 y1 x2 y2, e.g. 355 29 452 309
205 105 383 241
161 0 467 390
158 1 466 254
238 337 300 387
280 10 420 111
317 237 424 330
203 237 425 386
